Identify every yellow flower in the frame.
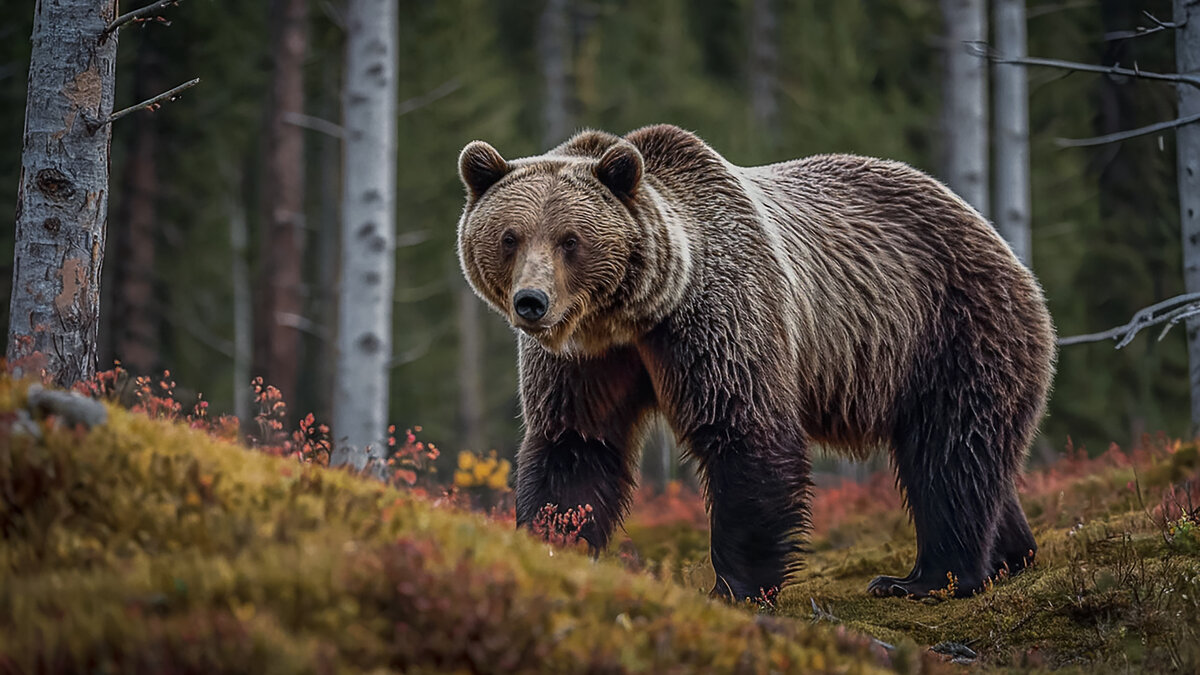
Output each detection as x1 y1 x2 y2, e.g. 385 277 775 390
457 451 475 471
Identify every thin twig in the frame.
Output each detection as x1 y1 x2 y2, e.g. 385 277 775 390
1104 24 1169 41
102 78 200 128
282 112 344 138
104 0 180 36
975 47 1200 88
397 79 461 116
1057 292 1200 347
1103 12 1177 41
1055 111 1200 147
1142 10 1178 30
1027 1 1093 20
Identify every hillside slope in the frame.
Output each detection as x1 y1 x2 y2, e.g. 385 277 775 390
0 378 938 674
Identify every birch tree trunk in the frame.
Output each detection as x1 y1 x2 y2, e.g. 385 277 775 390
331 0 397 472
939 0 989 217
7 0 120 385
538 0 572 148
1176 0 1200 432
257 0 308 409
992 0 1031 266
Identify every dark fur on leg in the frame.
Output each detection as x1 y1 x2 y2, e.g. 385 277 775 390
515 431 638 551
692 424 812 601
989 492 1037 577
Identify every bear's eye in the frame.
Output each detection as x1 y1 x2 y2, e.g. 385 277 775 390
560 235 579 253
501 231 518 250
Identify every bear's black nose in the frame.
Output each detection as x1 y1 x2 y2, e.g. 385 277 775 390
513 289 549 322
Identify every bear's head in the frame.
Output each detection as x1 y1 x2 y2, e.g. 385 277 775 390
456 138 646 355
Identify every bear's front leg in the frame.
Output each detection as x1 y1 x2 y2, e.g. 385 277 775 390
515 431 638 551
513 339 655 552
692 425 813 601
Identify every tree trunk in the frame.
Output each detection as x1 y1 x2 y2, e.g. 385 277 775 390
256 0 308 410
112 48 162 375
457 280 485 453
314 57 342 424
939 0 989 217
7 0 120 385
229 175 253 428
992 0 1031 266
1177 0 1200 433
640 419 672 491
331 0 397 472
748 0 779 144
538 0 572 148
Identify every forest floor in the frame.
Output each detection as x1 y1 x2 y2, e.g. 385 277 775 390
2 372 1199 673
622 438 1200 672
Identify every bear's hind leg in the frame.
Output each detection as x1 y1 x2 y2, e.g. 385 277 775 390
693 425 812 602
868 403 1011 599
989 492 1037 577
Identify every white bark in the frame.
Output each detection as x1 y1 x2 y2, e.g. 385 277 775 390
1176 0 1200 431
538 0 571 148
331 0 397 472
7 0 120 385
993 0 1031 266
940 0 989 217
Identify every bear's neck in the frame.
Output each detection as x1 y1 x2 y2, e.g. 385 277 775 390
613 179 695 332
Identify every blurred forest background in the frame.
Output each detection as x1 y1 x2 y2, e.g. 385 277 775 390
0 0 1190 476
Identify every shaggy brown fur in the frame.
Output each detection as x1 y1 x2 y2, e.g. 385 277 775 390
456 124 1056 600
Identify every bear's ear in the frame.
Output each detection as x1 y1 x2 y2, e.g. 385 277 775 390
459 141 509 200
595 142 643 199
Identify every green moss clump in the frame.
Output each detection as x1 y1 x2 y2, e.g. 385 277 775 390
0 376 940 674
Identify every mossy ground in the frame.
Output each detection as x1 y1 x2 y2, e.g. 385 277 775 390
0 377 944 674
3 374 1199 673
626 443 1200 672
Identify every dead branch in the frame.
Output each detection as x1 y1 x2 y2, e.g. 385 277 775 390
968 42 1200 88
104 0 181 36
100 78 200 129
1057 292 1200 348
283 112 344 138
1104 11 1178 41
397 79 461 116
1055 111 1200 147
998 56 1200 87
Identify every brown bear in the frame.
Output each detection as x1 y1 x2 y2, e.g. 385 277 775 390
456 124 1055 600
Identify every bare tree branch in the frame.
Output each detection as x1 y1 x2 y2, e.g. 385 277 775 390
283 111 344 138
104 0 181 36
276 311 331 341
397 79 461 116
1027 1 1093 20
1104 12 1178 41
1055 111 1200 147
1058 292 1200 348
100 78 200 128
968 42 1200 88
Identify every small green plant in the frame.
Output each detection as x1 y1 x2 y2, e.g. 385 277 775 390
1167 512 1200 554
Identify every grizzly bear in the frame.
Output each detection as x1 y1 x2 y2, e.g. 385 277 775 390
456 124 1055 600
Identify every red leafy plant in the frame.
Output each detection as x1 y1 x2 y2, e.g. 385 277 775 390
530 503 594 550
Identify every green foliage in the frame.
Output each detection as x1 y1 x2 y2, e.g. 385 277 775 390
0 0 1191 463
